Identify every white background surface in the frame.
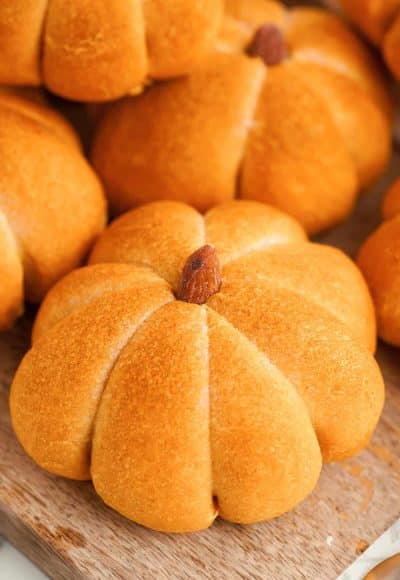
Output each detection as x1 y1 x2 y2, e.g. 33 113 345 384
0 537 46 579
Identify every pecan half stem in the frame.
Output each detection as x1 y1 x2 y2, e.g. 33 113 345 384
177 245 222 304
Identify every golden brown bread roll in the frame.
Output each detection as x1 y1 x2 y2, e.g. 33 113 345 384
11 200 384 532
358 179 400 346
0 0 223 102
91 0 392 235
333 0 400 80
0 92 106 330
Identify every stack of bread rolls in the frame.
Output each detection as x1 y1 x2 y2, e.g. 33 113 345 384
0 0 395 535
91 0 392 234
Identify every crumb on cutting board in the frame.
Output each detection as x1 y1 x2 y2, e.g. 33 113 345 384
356 540 369 556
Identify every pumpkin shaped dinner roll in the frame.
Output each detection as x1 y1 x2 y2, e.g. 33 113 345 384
11 201 384 532
330 0 400 81
358 179 400 346
0 91 106 331
0 0 223 102
91 0 393 235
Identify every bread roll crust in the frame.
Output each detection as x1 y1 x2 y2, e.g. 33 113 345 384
43 0 148 102
92 1 392 234
0 212 23 329
0 0 47 85
11 201 384 532
0 0 223 102
358 180 400 346
339 0 400 44
0 92 106 330
338 0 400 80
91 53 267 214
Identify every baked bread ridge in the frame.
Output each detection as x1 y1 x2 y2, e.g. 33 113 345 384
11 200 384 532
358 179 400 345
91 1 392 234
336 0 400 79
0 0 224 102
0 92 106 330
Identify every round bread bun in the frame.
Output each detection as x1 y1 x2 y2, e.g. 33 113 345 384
0 0 223 102
0 91 106 330
91 0 393 235
11 200 383 532
358 179 400 346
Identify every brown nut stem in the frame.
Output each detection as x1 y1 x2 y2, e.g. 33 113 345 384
248 24 289 66
177 245 222 305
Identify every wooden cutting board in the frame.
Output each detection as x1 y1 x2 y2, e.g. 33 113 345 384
0 150 400 580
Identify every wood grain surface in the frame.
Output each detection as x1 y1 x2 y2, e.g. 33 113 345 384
0 150 399 579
